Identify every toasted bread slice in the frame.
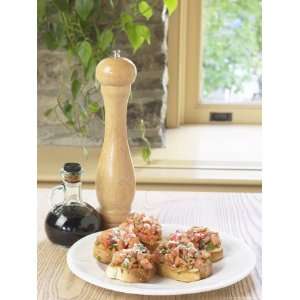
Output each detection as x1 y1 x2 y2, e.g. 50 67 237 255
106 265 155 283
209 246 223 262
157 261 212 282
93 243 113 264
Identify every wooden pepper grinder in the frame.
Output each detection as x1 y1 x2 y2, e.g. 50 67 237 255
95 50 137 228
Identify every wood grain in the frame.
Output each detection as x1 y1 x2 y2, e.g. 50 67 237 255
95 56 137 228
38 189 261 300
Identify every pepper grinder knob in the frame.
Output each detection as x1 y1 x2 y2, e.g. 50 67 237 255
96 50 137 86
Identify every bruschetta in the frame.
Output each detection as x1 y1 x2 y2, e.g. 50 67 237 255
169 227 224 262
154 240 212 282
120 212 162 251
93 227 139 264
186 227 224 262
106 243 156 283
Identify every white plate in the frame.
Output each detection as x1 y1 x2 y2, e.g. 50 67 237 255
67 224 256 296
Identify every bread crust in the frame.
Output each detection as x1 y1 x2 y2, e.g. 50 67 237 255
93 243 113 264
157 261 212 282
209 247 224 262
106 265 155 283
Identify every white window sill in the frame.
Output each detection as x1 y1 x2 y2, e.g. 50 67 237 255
38 125 261 191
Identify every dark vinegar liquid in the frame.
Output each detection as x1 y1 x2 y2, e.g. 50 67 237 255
45 203 102 247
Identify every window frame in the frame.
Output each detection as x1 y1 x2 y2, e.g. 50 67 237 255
167 0 262 128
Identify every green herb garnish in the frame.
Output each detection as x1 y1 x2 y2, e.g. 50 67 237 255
205 242 215 251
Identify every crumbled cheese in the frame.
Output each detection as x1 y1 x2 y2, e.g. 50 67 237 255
143 223 151 230
133 243 148 253
142 216 152 222
112 227 121 234
122 257 130 268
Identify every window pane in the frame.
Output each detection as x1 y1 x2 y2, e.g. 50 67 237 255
201 0 262 104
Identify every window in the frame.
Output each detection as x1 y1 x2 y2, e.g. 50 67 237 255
167 0 262 127
202 0 262 105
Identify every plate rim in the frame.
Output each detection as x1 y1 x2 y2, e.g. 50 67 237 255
67 224 256 296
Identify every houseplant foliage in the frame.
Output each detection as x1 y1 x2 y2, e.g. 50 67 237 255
38 0 178 163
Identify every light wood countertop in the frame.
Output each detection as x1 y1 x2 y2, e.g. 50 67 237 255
38 188 261 300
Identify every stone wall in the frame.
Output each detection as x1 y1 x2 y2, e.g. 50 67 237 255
38 4 168 148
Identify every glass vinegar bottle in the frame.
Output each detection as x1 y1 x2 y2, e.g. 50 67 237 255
45 163 102 247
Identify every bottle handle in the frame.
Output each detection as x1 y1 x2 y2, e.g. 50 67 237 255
49 184 65 209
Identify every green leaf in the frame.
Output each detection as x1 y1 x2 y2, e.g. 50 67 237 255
71 69 78 81
138 1 153 20
44 107 54 117
164 0 178 16
85 57 96 81
71 79 81 99
77 41 92 68
63 102 73 121
37 0 46 21
75 0 94 21
53 0 69 12
87 101 100 113
93 0 101 10
97 29 114 51
141 146 151 163
139 119 152 163
125 23 150 52
44 31 58 50
136 25 151 44
43 22 66 49
120 12 133 30
54 22 66 47
125 24 142 52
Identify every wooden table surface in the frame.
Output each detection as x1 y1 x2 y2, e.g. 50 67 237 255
38 189 261 300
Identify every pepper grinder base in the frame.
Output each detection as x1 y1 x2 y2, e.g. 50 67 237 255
97 208 131 229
